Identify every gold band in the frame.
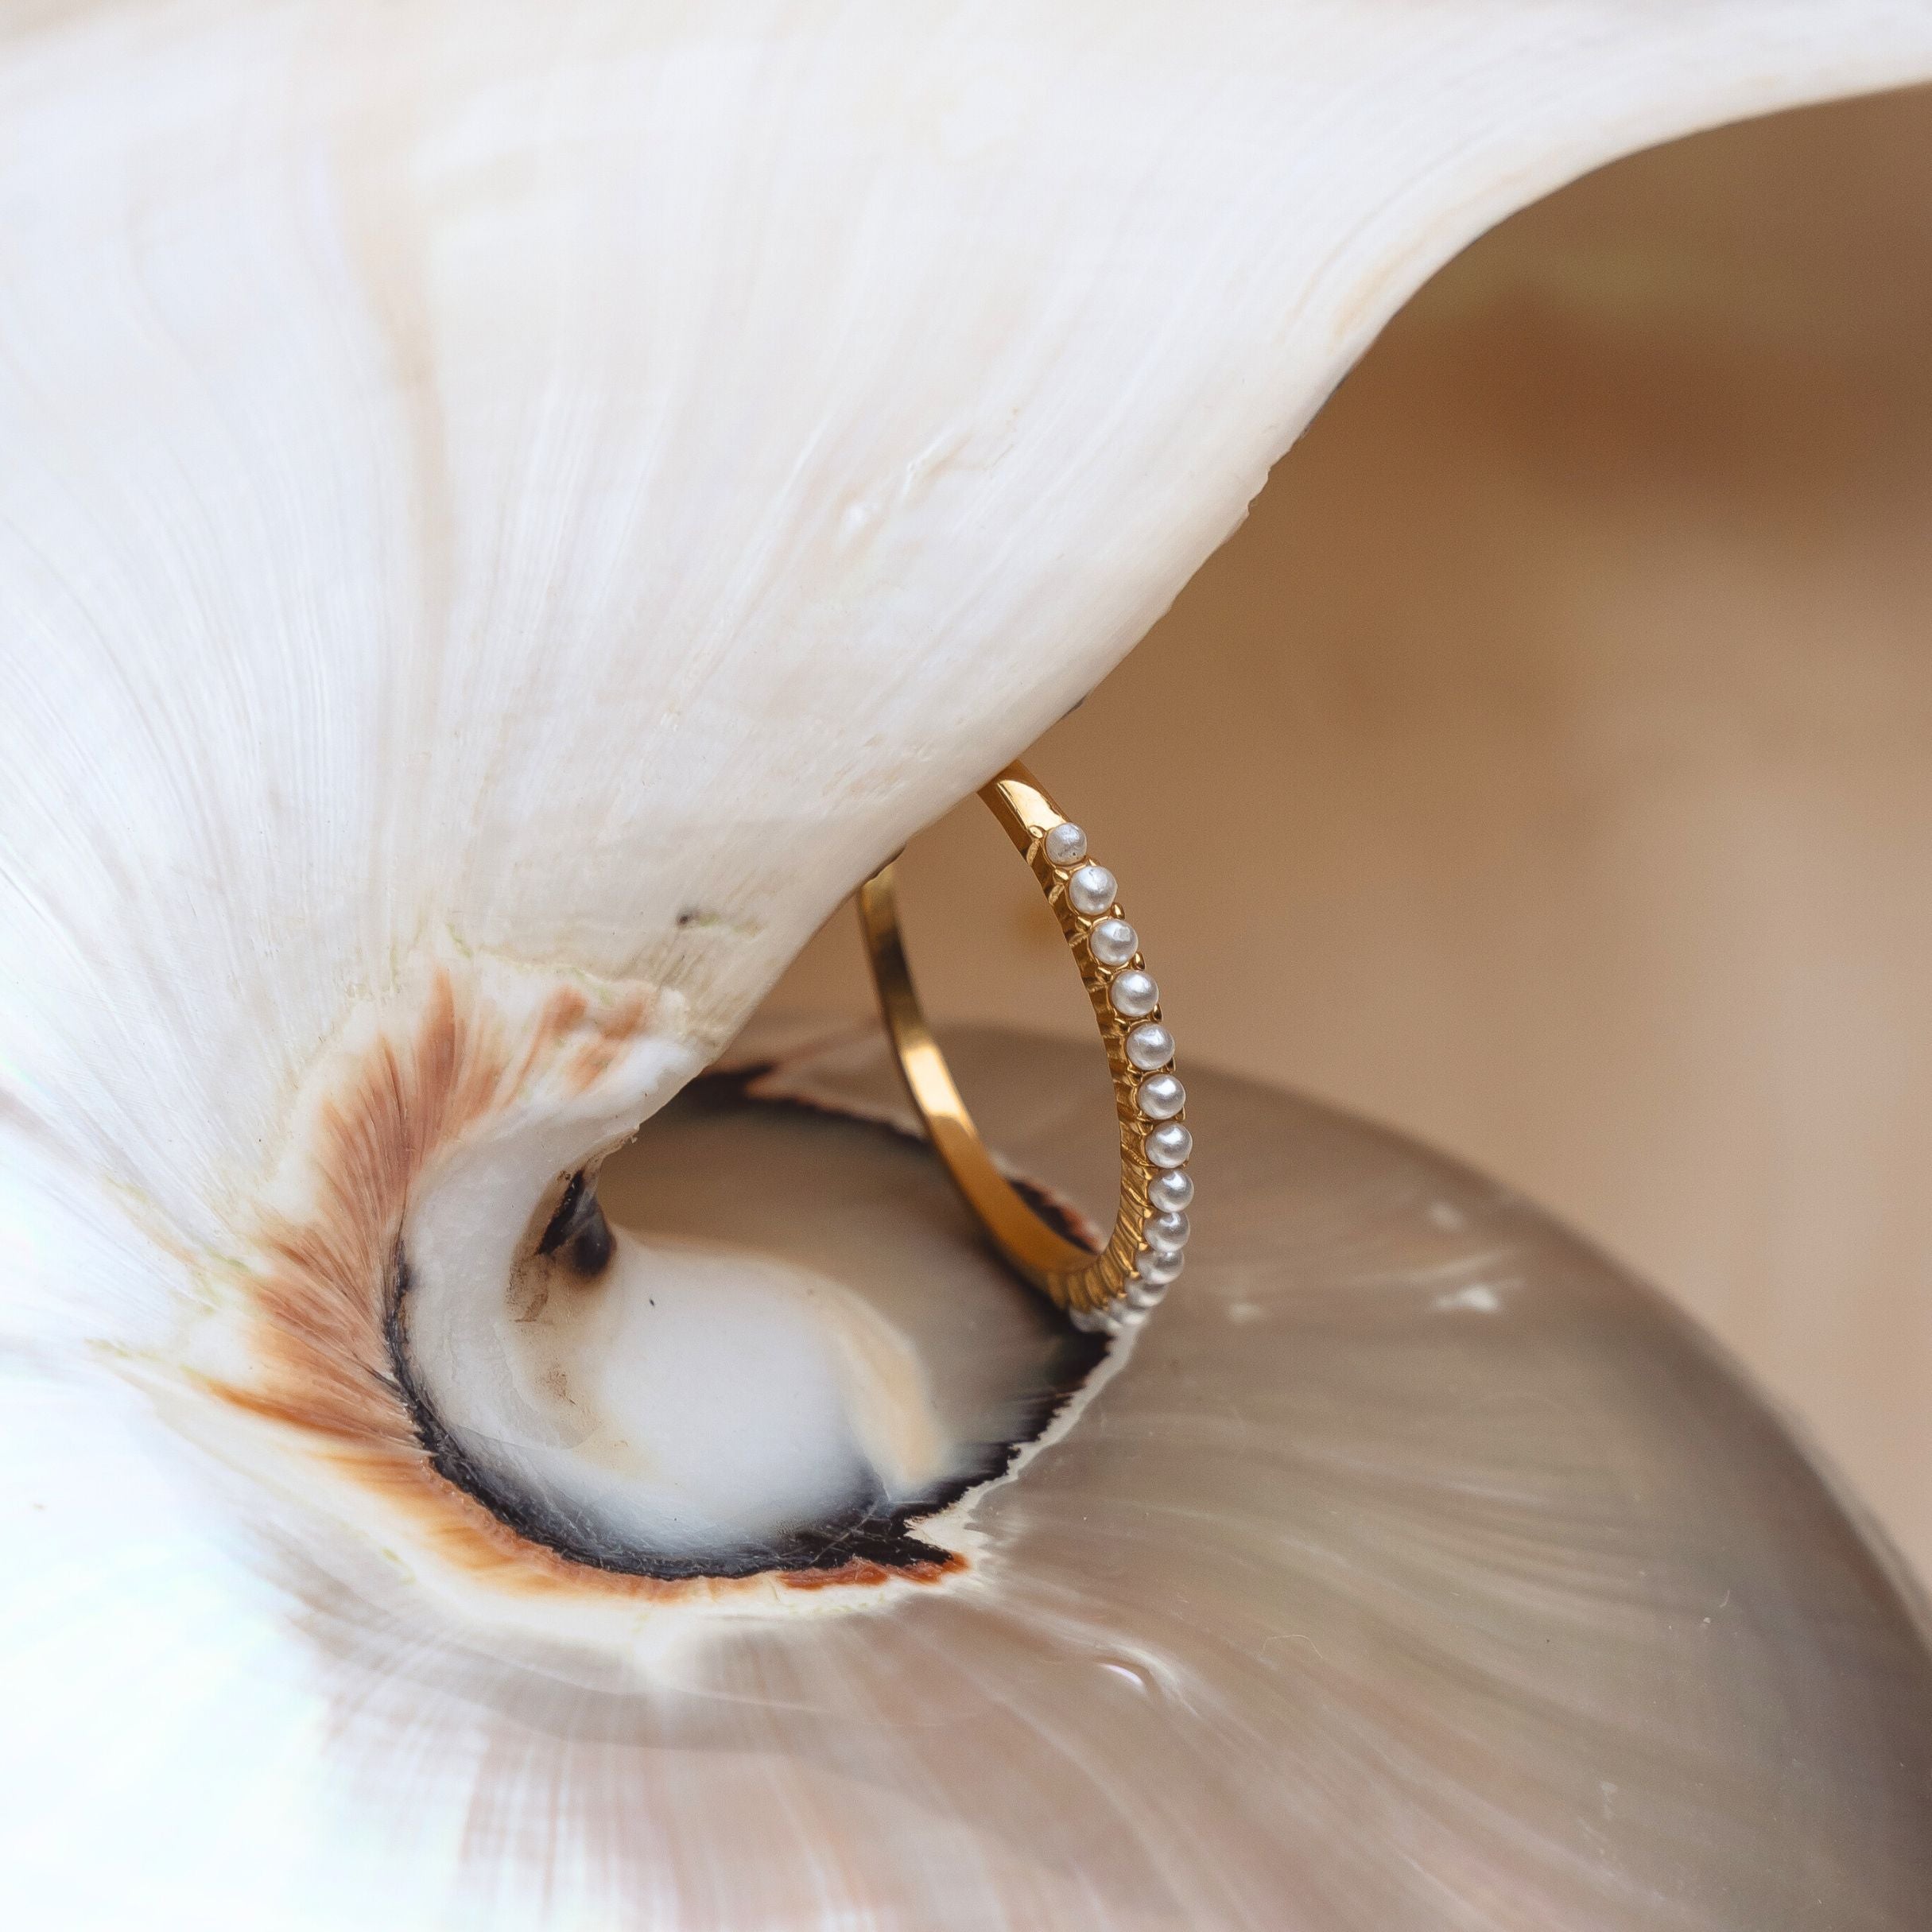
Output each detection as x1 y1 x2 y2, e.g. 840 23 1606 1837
856 760 1192 1331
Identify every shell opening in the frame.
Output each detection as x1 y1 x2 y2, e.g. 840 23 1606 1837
188 959 1109 1624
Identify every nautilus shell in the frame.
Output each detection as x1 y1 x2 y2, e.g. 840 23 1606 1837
5 3 1932 1926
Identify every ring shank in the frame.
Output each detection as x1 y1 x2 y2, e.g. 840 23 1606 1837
856 863 1093 1282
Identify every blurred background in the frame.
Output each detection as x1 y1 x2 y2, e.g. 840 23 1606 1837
764 87 1932 1588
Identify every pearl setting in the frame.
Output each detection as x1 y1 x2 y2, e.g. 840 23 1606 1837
1037 820 1195 1334
1067 863 1119 917
1137 1073 1185 1119
1149 1167 1193 1213
1090 918 1139 968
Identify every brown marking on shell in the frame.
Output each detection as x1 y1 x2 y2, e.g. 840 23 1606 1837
782 1554 964 1590
564 988 652 1094
200 965 957 1604
510 985 589 1090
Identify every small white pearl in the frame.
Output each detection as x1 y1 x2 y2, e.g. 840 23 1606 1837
1067 863 1117 917
1043 823 1088 867
1138 1073 1185 1119
1108 969 1158 1018
1125 1278 1169 1309
1149 1168 1193 1213
1125 1022 1173 1071
1145 1210 1190 1255
1146 1121 1193 1167
1137 1248 1185 1286
1090 918 1139 968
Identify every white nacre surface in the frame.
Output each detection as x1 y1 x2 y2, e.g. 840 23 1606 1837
404 1229 949 1563
1150 1167 1194 1213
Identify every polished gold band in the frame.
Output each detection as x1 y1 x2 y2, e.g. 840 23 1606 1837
856 760 1192 1332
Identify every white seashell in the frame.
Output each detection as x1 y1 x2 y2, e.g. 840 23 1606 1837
3 3 1932 1923
14 1027 1926 1927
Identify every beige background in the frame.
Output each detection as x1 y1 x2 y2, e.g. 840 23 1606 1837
766 88 1932 1585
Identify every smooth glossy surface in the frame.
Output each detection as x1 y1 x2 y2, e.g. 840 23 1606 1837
541 1022 1932 1930
1136 1248 1185 1286
1109 970 1159 1017
1144 1210 1191 1255
1150 1167 1195 1213
596 1070 1108 1563
1138 1073 1186 1119
700 1025 1932 1929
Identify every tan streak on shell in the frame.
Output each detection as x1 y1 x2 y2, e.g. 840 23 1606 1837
199 964 958 1601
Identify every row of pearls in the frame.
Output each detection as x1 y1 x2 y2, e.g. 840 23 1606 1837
1042 819 1192 1333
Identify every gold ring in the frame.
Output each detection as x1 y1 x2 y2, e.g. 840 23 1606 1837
856 760 1192 1333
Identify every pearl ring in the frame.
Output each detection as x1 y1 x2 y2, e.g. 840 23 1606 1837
857 762 1191 1333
